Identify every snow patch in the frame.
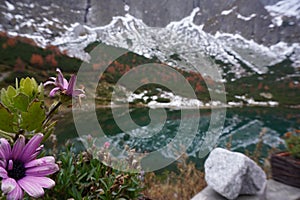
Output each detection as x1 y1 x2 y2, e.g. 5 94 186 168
221 6 237 15
265 0 300 26
234 95 279 107
5 1 15 11
265 0 300 19
237 13 256 21
124 4 130 12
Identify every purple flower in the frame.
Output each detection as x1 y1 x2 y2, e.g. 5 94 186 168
0 133 59 199
44 68 85 98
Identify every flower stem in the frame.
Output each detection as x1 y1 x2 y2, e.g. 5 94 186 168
0 129 15 143
43 101 62 126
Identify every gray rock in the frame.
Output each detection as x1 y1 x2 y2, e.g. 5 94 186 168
204 148 266 200
191 186 264 200
73 24 87 37
191 179 300 200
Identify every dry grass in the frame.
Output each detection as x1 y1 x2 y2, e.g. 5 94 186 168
226 127 275 179
142 154 206 200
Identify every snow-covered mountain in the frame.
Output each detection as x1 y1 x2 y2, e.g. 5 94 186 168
1 0 300 79
266 0 300 26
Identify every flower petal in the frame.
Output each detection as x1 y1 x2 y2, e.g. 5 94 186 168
1 178 17 194
12 135 25 161
18 177 44 198
73 89 85 97
62 78 69 90
0 138 11 161
56 68 64 83
20 133 43 163
7 184 23 200
49 87 60 97
26 176 55 189
27 145 44 161
26 163 59 177
25 156 55 168
43 80 55 86
0 159 6 168
0 166 8 178
56 68 68 90
66 75 76 96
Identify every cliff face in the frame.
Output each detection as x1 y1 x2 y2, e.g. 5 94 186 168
86 0 196 27
1 0 299 46
85 0 300 45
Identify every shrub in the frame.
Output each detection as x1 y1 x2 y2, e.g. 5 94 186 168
45 144 145 200
30 54 44 67
284 130 300 159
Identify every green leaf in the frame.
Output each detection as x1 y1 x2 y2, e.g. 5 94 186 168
21 101 46 132
15 78 19 90
37 83 44 101
1 88 10 108
100 179 109 190
6 86 17 100
13 93 29 112
30 78 39 98
42 120 57 142
126 188 136 192
20 77 33 97
0 103 14 132
31 78 38 91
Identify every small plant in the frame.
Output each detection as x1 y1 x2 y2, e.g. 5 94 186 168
45 143 144 200
284 130 300 159
0 68 85 199
0 68 146 199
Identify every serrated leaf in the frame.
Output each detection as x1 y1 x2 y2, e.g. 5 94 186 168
21 101 46 132
0 103 14 132
13 93 29 112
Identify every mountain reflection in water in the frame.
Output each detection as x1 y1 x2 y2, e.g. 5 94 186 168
54 107 299 166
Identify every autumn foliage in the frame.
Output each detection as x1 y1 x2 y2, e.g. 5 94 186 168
45 54 58 67
30 54 44 67
7 38 17 47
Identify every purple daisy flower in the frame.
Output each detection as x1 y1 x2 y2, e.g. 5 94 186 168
0 133 59 199
44 68 85 98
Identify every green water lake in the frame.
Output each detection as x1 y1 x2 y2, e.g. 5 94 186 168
54 106 299 168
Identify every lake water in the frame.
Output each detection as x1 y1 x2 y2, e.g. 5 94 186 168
54 107 299 168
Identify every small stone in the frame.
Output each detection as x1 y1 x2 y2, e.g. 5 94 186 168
204 148 266 200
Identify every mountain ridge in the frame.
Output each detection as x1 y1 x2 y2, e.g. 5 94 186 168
0 0 299 79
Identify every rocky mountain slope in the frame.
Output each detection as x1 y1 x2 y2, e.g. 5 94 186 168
2 0 299 45
1 0 299 69
0 0 299 106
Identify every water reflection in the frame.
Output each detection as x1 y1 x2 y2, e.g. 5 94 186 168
54 107 300 166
